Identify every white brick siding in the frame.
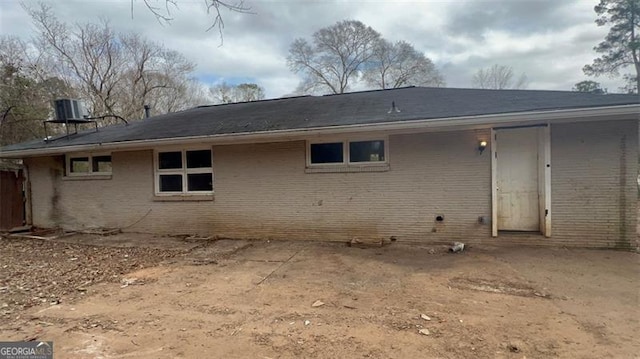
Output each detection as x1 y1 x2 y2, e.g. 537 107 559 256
24 119 638 248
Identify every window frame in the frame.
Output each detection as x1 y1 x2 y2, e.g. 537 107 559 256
65 152 112 177
154 147 214 196
306 136 389 168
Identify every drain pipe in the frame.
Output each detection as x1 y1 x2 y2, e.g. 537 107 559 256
144 105 151 119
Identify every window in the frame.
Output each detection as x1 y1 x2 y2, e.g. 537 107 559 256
159 151 182 169
308 138 387 166
155 148 213 194
310 142 344 164
66 154 112 176
92 156 113 173
69 157 89 173
349 140 385 163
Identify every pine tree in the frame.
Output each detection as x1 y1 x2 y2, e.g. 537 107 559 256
583 0 640 93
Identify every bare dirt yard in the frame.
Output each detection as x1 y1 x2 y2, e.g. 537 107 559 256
0 233 638 359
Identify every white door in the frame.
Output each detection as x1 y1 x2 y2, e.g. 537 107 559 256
496 128 540 231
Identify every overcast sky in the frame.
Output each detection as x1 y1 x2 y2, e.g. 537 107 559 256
0 0 627 98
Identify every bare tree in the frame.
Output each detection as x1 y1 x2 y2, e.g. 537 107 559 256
287 20 381 94
472 64 528 90
209 82 265 103
210 82 235 104
363 40 445 89
234 83 265 102
118 34 203 116
136 0 251 38
26 3 201 122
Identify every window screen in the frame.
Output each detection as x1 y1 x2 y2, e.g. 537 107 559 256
188 173 213 191
159 151 182 169
186 150 212 168
310 143 344 164
159 174 183 192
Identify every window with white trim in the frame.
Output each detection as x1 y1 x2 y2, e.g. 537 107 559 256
155 148 213 194
66 153 112 176
308 139 387 166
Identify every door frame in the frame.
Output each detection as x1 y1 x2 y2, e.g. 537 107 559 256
491 124 551 237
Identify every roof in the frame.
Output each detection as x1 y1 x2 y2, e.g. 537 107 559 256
1 86 638 156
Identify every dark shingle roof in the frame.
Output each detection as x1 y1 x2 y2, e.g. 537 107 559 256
2 86 638 153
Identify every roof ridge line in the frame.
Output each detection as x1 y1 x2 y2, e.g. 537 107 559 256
195 94 313 109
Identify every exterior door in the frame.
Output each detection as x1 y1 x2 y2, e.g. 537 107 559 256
496 128 540 231
0 169 25 231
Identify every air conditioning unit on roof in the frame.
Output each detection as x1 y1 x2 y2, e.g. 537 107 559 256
53 99 88 122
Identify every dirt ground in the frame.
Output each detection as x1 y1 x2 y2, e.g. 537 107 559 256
0 233 638 359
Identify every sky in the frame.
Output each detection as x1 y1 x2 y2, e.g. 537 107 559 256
0 0 629 99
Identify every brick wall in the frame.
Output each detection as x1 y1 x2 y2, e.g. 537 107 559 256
24 119 638 248
550 120 638 249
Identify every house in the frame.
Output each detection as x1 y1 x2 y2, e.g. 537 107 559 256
0 87 638 248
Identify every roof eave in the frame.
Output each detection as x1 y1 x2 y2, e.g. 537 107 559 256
1 104 638 158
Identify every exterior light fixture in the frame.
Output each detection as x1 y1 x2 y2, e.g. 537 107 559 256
478 140 488 154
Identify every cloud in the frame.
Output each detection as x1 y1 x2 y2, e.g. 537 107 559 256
0 0 629 97
444 0 591 39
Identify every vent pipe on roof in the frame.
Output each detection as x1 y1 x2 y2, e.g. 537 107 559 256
388 101 401 114
144 105 151 119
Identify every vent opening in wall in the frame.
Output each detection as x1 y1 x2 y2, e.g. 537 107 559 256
435 215 444 222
